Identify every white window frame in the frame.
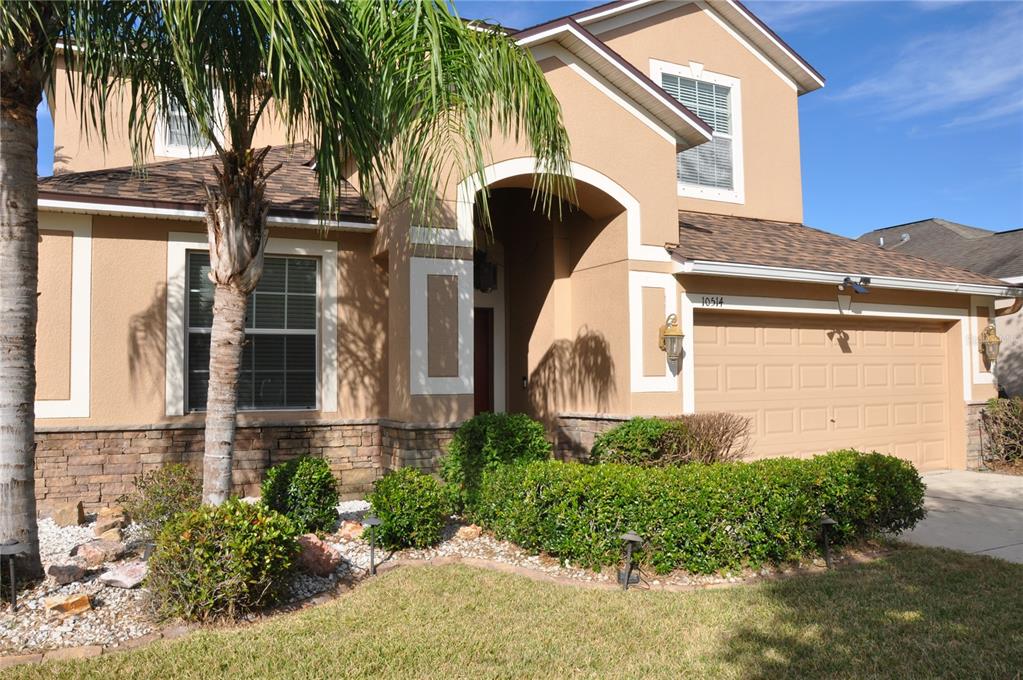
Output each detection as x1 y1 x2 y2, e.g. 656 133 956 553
184 252 322 413
651 59 745 205
166 232 338 416
153 97 223 159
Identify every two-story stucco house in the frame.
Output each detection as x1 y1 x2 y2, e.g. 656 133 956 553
33 0 1022 512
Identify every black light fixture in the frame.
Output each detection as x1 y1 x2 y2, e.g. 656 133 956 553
820 515 838 569
0 540 27 613
619 531 643 590
362 516 382 575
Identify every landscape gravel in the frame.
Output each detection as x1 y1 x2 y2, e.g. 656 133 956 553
0 518 156 654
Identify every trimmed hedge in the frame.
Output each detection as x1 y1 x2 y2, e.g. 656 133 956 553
441 412 551 510
368 468 450 549
147 499 299 621
469 450 925 574
261 456 339 534
592 415 752 466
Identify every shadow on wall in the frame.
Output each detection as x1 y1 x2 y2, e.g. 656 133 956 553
528 326 616 427
995 310 1022 397
128 282 173 405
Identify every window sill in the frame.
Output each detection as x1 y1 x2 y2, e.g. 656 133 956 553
678 183 745 205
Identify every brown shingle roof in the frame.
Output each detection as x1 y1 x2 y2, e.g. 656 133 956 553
39 144 374 223
670 210 1009 287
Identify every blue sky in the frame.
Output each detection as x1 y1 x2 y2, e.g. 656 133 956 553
37 1 1023 238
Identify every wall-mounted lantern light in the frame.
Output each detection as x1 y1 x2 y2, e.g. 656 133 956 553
979 324 1001 364
659 314 684 362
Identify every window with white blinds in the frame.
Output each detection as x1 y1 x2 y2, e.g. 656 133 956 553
163 103 203 151
661 73 734 190
186 252 319 411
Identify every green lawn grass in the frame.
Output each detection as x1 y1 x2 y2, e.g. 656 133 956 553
10 545 1022 679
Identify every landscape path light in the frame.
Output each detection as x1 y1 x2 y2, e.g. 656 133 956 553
0 540 28 613
619 531 643 591
363 515 382 575
820 515 838 570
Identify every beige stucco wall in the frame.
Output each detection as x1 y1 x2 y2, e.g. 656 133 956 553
36 212 388 429
600 3 804 223
36 230 74 400
48 56 293 174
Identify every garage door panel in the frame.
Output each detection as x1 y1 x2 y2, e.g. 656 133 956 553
695 312 952 468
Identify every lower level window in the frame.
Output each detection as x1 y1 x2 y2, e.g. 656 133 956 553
186 252 318 411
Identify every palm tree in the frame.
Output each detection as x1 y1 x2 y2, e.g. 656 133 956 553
124 1 572 504
1 0 149 580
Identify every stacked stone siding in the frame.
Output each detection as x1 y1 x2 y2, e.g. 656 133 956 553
553 413 629 461
34 420 449 515
966 402 986 470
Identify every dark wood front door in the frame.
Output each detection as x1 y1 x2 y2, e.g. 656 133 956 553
474 307 494 414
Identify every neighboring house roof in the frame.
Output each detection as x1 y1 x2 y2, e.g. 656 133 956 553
857 218 1023 280
670 211 1021 295
516 18 713 149
38 144 375 224
514 0 825 95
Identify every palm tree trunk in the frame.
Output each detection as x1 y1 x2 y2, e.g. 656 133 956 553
200 148 272 505
0 90 44 580
201 283 248 505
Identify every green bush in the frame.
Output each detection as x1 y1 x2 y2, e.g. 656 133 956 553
590 417 670 465
470 451 925 575
367 468 450 549
116 464 201 540
440 412 551 510
592 414 752 466
261 456 339 534
982 397 1023 466
147 499 299 621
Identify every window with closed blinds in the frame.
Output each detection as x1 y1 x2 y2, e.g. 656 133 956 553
163 103 204 151
186 252 319 411
661 73 734 190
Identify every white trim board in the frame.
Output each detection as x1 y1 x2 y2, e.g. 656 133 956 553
629 271 680 392
458 157 669 262
674 257 1023 298
970 295 997 386
35 213 92 419
39 200 375 232
165 232 339 416
474 265 507 412
409 257 474 395
681 293 975 404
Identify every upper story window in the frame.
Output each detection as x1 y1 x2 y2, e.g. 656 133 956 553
653 60 744 205
185 252 319 412
154 100 218 158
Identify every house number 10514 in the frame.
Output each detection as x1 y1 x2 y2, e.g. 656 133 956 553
700 296 725 307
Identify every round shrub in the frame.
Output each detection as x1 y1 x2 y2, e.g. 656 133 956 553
146 499 299 621
441 412 551 510
261 456 339 533
590 417 670 465
471 450 925 575
368 468 450 549
116 464 202 540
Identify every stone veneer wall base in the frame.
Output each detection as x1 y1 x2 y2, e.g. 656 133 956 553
34 419 458 515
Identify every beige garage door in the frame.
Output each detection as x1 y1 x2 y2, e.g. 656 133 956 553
694 312 954 471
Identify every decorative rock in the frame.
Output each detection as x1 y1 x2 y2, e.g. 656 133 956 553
72 539 126 567
51 501 86 527
296 534 342 576
44 593 92 617
46 559 87 585
98 527 123 543
337 520 364 541
99 560 147 589
455 525 482 541
94 507 129 536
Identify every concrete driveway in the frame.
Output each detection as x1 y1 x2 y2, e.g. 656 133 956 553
902 470 1023 563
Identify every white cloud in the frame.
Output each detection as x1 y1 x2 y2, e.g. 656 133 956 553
743 0 861 31
836 4 1023 127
